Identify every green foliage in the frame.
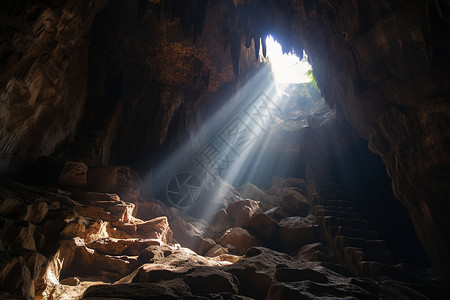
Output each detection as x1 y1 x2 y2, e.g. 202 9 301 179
306 69 319 91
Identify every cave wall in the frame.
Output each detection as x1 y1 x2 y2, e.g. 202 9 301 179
1 0 449 283
0 0 108 173
289 0 450 282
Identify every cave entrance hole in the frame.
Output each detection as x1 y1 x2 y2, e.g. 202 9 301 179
152 37 331 216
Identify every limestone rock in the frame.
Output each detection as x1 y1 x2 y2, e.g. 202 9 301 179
124 244 222 283
280 188 310 217
58 161 88 187
86 238 162 256
83 280 192 299
0 197 27 219
217 227 260 256
226 199 262 227
246 213 280 244
183 267 239 296
264 206 288 222
279 217 320 247
24 201 49 225
237 182 279 211
87 166 140 202
58 237 139 282
296 242 336 262
170 218 215 255
205 244 230 258
0 252 47 300
206 209 234 239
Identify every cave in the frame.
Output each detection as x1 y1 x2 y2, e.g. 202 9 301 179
0 0 449 299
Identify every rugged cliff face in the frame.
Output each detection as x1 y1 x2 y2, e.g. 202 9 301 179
289 0 450 282
0 0 449 289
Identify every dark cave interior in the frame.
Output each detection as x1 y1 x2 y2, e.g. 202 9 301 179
0 0 449 299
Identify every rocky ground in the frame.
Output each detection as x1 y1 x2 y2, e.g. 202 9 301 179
0 162 443 299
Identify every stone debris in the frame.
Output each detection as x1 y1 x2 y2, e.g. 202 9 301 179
0 174 441 299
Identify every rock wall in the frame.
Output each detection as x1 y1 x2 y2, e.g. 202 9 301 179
1 0 449 284
290 0 450 282
0 0 108 172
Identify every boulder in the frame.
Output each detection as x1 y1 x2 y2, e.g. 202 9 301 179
237 182 279 211
296 242 335 262
280 188 310 217
226 199 262 227
24 201 49 224
83 280 192 299
279 217 320 247
283 178 306 191
264 206 288 222
170 218 214 255
87 165 140 202
183 267 239 296
246 213 280 244
57 161 88 188
58 237 140 282
206 209 233 239
205 244 230 257
217 227 260 256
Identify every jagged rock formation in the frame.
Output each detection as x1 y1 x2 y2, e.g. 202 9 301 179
1 0 449 294
0 171 441 299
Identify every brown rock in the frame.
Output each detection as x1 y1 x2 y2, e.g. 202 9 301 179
58 161 88 187
170 218 214 255
226 199 262 227
25 201 49 224
283 178 306 191
237 182 279 211
87 166 140 202
264 206 288 221
217 227 260 255
280 188 310 217
0 252 47 300
296 242 335 262
246 213 280 243
224 247 293 299
58 237 139 282
59 276 80 286
205 244 230 257
126 244 222 283
86 238 162 256
183 267 239 296
0 197 27 218
122 216 173 243
0 223 37 251
83 280 192 299
206 209 234 239
279 217 320 247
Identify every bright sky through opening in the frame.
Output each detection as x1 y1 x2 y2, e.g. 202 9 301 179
265 35 312 85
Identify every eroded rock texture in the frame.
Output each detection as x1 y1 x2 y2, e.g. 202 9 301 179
0 0 449 290
0 0 108 172
289 0 450 282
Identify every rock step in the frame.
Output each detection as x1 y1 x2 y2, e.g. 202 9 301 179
319 216 369 230
328 225 378 240
344 247 394 265
86 237 162 256
313 205 357 213
334 236 387 251
307 180 343 190
314 208 360 219
308 187 347 197
312 199 353 207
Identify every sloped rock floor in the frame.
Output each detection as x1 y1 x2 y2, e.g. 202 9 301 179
0 165 444 299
